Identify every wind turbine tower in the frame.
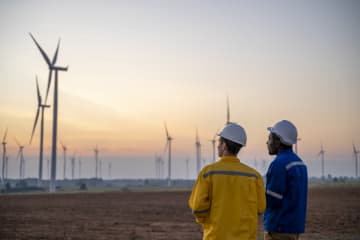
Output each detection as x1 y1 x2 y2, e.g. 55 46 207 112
5 155 9 179
15 139 25 180
210 131 217 163
353 143 359 178
47 157 50 180
108 161 111 180
195 128 201 174
164 123 173 186
30 33 68 192
1 128 8 183
99 159 102 179
30 77 50 185
60 142 67 180
318 144 325 179
94 146 99 179
71 154 75 180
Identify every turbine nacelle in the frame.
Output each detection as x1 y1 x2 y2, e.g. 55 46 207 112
52 65 69 71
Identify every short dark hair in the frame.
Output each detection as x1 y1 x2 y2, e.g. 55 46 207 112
271 133 292 150
220 137 243 155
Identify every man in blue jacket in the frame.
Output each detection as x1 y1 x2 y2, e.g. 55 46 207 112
264 120 308 240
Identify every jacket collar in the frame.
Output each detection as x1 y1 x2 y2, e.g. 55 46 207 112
277 148 293 156
219 155 240 162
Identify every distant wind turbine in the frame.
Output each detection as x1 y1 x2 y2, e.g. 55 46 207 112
60 141 67 180
353 143 359 178
94 145 99 179
164 122 173 186
99 158 102 179
15 138 25 180
1 128 8 183
30 33 68 192
186 158 189 179
108 161 111 180
4 155 9 179
30 76 50 184
195 128 201 174
47 157 50 180
71 153 75 180
318 144 325 179
209 131 218 163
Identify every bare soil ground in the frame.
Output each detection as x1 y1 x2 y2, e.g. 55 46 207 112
0 185 359 240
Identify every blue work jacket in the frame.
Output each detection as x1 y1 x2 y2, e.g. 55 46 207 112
264 149 308 233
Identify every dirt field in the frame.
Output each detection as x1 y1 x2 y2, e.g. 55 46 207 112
0 185 359 240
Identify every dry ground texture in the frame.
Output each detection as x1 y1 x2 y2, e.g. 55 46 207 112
0 185 359 240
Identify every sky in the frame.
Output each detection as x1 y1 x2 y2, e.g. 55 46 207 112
0 0 359 180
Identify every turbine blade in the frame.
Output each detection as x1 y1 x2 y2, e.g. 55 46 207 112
29 33 52 66
36 76 42 105
44 70 53 104
52 38 60 65
164 122 169 138
2 128 8 142
30 107 40 144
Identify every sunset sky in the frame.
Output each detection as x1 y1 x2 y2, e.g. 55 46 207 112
1 0 359 179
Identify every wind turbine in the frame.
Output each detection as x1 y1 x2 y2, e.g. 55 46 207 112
185 158 189 179
15 139 25 180
353 143 359 178
30 33 68 192
4 155 9 180
108 161 111 180
1 128 8 183
99 158 102 179
71 153 75 180
47 157 50 180
30 76 50 184
60 141 67 180
94 145 99 179
209 131 218 163
318 144 325 179
195 128 201 174
164 122 173 186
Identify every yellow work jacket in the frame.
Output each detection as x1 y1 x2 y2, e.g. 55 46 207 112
189 156 266 240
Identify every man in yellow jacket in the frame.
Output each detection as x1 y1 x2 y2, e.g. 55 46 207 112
189 123 266 240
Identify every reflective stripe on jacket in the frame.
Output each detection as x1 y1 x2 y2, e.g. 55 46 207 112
189 156 266 240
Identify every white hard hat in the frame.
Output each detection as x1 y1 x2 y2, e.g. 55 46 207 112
267 120 298 145
218 123 247 146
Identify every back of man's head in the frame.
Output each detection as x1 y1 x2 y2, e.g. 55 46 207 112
220 137 243 155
